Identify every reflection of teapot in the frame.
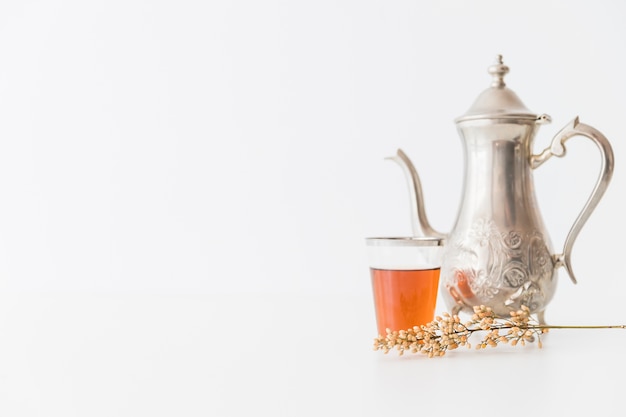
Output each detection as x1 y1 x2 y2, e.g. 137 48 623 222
389 55 614 322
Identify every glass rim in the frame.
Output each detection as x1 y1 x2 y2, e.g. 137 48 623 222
365 236 445 247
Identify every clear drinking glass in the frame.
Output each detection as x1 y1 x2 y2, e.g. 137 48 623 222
366 237 444 336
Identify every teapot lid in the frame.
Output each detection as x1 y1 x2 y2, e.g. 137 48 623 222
456 55 537 123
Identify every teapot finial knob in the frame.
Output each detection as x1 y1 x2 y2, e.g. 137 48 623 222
488 54 509 88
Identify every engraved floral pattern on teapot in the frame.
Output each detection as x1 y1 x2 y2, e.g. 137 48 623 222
441 219 555 317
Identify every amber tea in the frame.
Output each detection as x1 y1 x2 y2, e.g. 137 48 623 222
370 267 440 336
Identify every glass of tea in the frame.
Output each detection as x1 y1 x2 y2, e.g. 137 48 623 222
365 237 444 337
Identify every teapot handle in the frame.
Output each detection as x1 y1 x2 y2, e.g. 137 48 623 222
531 116 614 284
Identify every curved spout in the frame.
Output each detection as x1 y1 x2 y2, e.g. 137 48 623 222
386 149 445 238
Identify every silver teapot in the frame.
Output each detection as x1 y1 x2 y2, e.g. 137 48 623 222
389 55 614 322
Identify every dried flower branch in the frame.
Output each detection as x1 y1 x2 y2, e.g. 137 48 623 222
373 305 626 358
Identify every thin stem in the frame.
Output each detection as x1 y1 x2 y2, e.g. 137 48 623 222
476 324 626 331
533 324 626 330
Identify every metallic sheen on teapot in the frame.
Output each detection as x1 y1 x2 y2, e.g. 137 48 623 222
389 55 614 323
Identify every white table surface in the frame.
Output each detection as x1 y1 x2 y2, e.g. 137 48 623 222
1 291 623 416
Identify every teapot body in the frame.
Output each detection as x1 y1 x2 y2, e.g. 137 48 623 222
441 119 557 317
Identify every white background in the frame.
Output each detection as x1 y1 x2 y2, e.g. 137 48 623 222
0 1 625 415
